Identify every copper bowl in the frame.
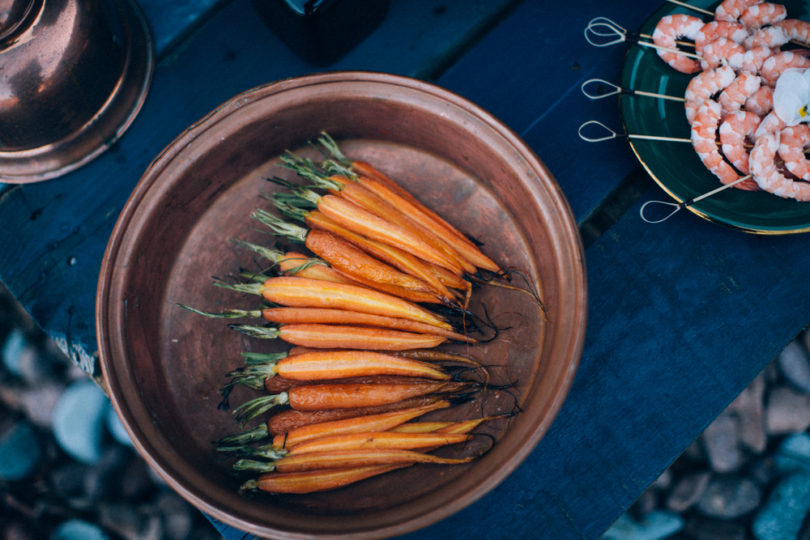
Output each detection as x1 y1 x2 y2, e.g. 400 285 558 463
96 72 587 538
0 0 153 183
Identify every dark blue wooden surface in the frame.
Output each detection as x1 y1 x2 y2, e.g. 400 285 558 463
2 0 809 538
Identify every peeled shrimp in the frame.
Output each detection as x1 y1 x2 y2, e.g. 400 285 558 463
719 71 762 115
750 130 810 200
685 66 737 123
744 25 789 48
741 46 774 74
715 0 762 23
719 111 762 190
745 85 774 116
778 124 810 180
755 111 786 138
700 37 746 71
695 21 749 56
652 14 705 74
760 51 810 85
740 2 787 29
691 100 745 186
775 19 810 45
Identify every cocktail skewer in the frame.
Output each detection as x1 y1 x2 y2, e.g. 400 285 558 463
578 120 692 143
639 174 753 223
585 17 700 57
581 78 687 102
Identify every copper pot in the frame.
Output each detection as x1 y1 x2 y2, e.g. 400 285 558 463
0 0 153 183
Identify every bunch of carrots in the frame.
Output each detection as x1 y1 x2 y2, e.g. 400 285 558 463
182 133 538 495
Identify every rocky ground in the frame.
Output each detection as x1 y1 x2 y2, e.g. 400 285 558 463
1 279 809 540
605 331 810 540
0 286 221 540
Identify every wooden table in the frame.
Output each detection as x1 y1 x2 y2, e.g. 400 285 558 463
2 0 809 538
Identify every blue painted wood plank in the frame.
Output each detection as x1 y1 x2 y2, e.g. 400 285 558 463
437 0 666 221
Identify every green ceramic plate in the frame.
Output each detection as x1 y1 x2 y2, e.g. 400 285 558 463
622 0 810 234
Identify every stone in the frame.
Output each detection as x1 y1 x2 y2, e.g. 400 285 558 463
51 380 108 465
765 386 810 435
666 471 710 513
120 457 154 500
20 382 64 428
2 328 26 376
753 472 810 540
775 433 810 475
0 421 41 481
730 372 766 453
651 469 672 491
155 492 193 540
778 339 810 394
83 446 129 501
50 519 109 540
702 412 744 473
105 406 133 447
98 503 148 540
602 511 684 540
696 475 761 519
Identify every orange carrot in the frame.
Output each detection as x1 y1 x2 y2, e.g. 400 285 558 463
260 307 475 343
266 396 445 434
251 350 451 382
231 240 353 284
241 465 403 494
288 431 470 455
231 323 447 351
304 210 461 298
236 448 473 473
272 400 450 448
232 380 471 422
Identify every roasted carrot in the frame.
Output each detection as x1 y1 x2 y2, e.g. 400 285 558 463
220 276 450 330
286 346 487 374
230 323 447 351
287 431 470 455
260 308 475 343
265 396 446 434
231 240 353 284
271 400 450 448
229 350 451 382
234 448 474 473
318 132 503 275
393 417 491 434
240 465 403 494
250 210 448 302
232 380 472 422
296 189 464 275
283 154 476 275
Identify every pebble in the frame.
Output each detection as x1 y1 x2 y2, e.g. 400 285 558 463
156 492 194 540
51 380 109 465
2 328 26 376
730 372 766 454
50 462 89 501
20 382 64 428
765 386 810 435
105 406 133 447
98 503 151 540
83 446 129 501
696 475 761 519
50 519 109 540
775 433 810 475
682 516 747 540
666 471 710 513
778 340 810 394
702 412 744 473
602 511 684 540
0 421 41 480
753 472 810 540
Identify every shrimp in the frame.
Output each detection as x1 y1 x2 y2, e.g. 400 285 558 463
700 37 746 71
760 51 810 85
691 100 745 186
652 14 705 74
778 124 810 180
740 2 787 29
715 0 761 23
750 130 810 200
741 46 773 74
719 71 762 115
685 66 737 123
775 19 810 45
695 21 749 56
755 111 786 137
719 111 762 189
745 85 774 116
744 25 789 49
